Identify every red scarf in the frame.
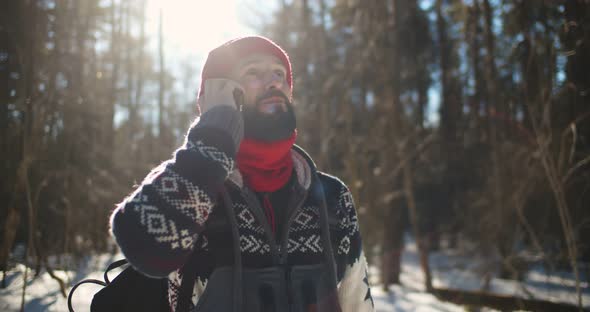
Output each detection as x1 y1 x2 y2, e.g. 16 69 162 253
236 131 297 193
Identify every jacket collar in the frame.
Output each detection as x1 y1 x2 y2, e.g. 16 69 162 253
228 144 316 191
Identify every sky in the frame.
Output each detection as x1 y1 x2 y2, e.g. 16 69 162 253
145 0 269 64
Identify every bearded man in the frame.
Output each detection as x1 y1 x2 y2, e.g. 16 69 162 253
110 36 374 312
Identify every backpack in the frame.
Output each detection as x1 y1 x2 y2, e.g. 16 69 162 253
67 259 167 312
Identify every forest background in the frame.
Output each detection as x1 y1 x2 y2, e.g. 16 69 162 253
1 0 589 310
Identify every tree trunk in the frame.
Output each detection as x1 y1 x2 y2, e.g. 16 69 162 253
380 0 405 290
404 163 433 292
436 0 460 249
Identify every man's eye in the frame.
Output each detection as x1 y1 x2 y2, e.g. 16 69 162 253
245 68 259 76
274 70 285 77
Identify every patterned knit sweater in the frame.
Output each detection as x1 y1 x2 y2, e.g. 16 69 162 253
110 109 374 312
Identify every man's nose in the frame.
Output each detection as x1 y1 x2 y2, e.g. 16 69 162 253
264 71 283 90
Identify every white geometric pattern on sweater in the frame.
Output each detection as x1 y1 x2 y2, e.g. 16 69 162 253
154 170 212 226
339 190 359 235
239 234 270 254
130 195 157 226
130 192 148 204
167 270 182 312
236 203 264 234
191 279 207 308
130 194 194 250
153 219 194 250
291 207 320 232
186 140 234 174
337 252 374 311
167 270 207 312
288 234 323 253
338 236 351 255
342 189 354 210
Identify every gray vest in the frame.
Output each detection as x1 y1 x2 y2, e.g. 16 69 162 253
182 170 341 312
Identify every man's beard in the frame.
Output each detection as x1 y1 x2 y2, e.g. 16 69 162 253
242 90 296 142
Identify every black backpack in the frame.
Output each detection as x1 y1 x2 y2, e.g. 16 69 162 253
67 253 201 312
67 259 167 312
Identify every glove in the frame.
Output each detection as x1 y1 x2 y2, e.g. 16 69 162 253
194 79 245 150
198 78 245 113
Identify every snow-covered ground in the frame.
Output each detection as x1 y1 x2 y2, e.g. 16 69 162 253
0 253 123 312
1 239 588 311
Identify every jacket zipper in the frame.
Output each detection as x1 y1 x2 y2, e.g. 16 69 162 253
278 183 308 264
279 183 307 310
234 180 310 311
237 182 309 266
240 187 281 264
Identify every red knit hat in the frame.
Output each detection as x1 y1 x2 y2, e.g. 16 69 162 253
198 36 292 97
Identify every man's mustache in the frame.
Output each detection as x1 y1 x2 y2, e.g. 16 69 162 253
255 89 291 107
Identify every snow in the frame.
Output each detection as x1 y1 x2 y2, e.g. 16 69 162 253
0 253 123 312
1 239 588 311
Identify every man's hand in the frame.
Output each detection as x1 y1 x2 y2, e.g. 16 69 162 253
192 79 245 151
198 78 245 114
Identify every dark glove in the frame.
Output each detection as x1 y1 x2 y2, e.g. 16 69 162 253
194 79 245 150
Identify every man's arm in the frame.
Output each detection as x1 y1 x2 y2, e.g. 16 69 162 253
334 185 375 312
338 251 374 312
110 80 244 278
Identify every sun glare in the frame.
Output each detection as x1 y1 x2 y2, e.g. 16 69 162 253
147 0 253 57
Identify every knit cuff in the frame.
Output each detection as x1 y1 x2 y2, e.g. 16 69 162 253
194 105 243 150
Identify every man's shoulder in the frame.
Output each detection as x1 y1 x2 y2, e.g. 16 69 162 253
317 171 348 190
291 145 353 208
316 171 353 210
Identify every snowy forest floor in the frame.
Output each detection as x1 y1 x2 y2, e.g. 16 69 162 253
1 237 588 311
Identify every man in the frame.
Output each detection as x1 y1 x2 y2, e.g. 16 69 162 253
110 36 374 312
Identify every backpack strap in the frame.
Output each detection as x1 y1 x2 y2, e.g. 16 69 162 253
68 279 107 312
175 248 200 312
104 259 129 284
67 259 129 312
220 187 242 312
313 171 343 311
176 186 242 312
